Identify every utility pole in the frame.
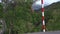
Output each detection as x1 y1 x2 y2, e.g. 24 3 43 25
41 0 46 32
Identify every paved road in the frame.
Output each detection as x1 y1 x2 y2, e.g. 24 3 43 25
27 31 60 34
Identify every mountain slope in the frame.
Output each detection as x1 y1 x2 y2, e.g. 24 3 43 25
45 2 60 31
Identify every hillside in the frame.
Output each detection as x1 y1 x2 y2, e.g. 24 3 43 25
45 2 60 31
0 1 60 34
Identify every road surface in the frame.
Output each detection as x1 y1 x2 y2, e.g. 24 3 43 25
27 31 60 34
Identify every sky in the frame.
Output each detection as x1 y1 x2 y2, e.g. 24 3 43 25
32 0 60 10
35 0 60 5
0 0 1 2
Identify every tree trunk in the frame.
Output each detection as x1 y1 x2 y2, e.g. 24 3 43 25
0 19 6 34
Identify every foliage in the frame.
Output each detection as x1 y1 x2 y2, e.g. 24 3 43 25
0 1 60 34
